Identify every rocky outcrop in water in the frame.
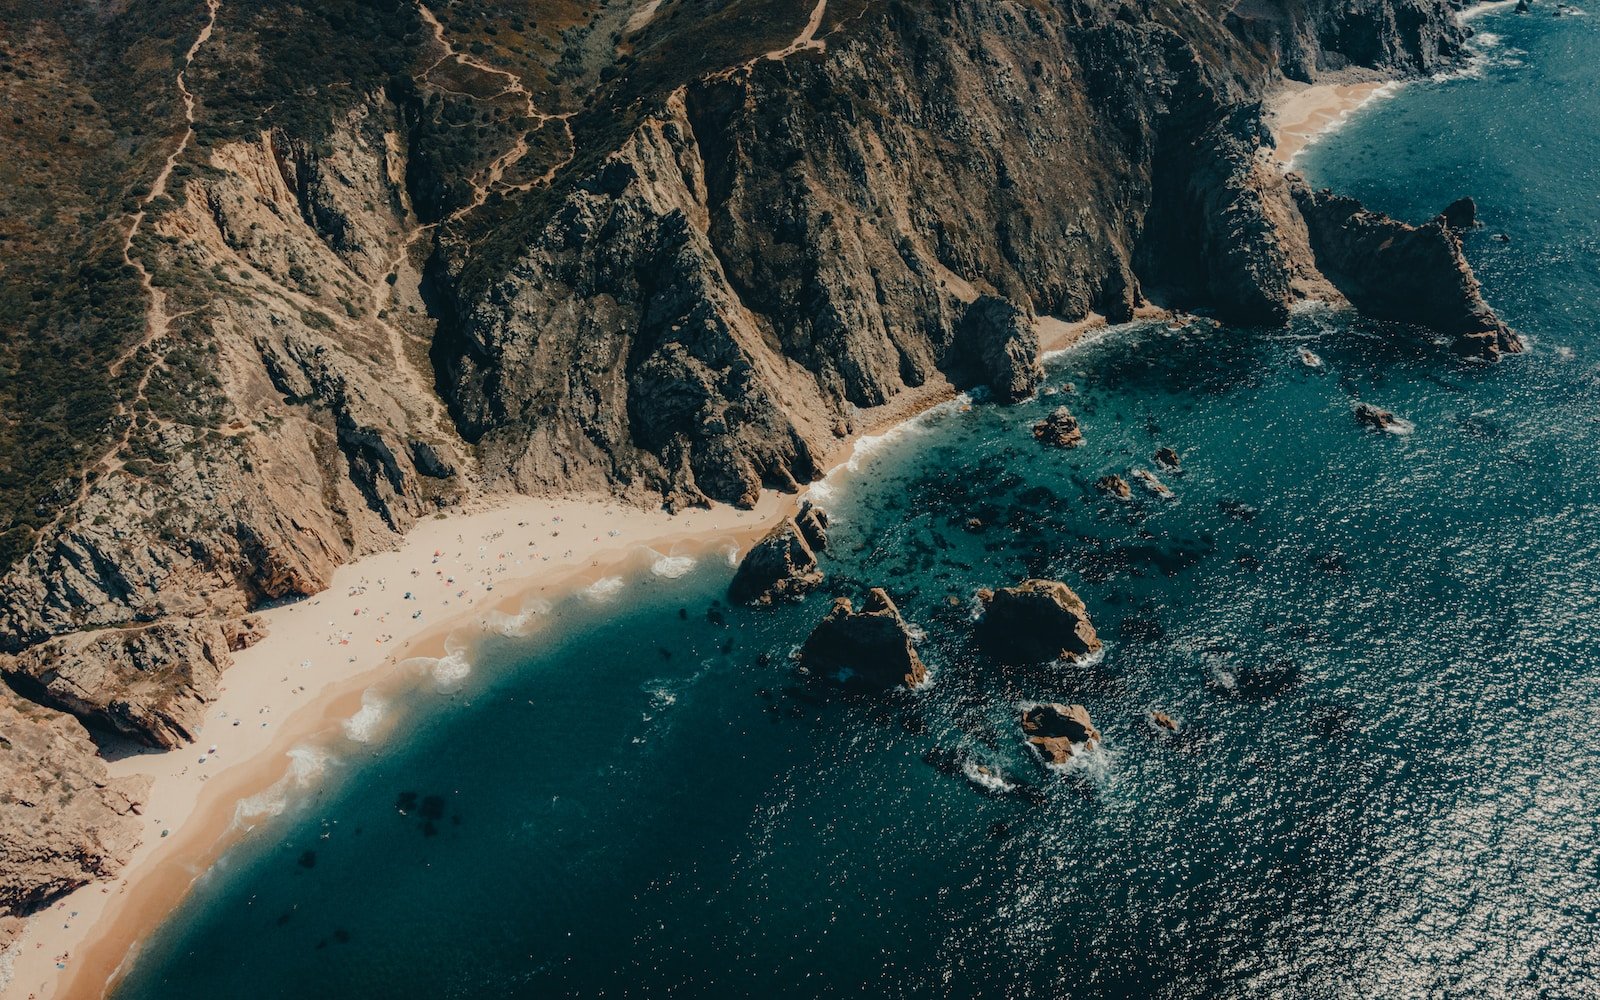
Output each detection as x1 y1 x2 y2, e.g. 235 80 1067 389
1097 475 1133 501
977 580 1102 665
1033 407 1085 449
1354 402 1405 431
1291 181 1524 359
1021 702 1101 765
1132 469 1175 499
799 588 926 690
0 691 149 945
795 501 830 553
729 518 824 606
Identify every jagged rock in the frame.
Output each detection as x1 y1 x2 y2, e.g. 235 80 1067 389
799 588 926 690
409 440 457 479
1021 702 1101 765
1436 196 1479 230
0 619 243 749
1150 710 1179 732
795 501 830 553
1154 447 1181 471
1354 402 1405 431
1132 469 1174 498
977 579 1102 665
728 519 823 605
952 295 1044 403
0 690 148 931
1032 407 1085 448
1096 475 1133 501
1291 180 1523 359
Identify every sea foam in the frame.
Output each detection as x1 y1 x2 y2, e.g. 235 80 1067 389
650 553 697 579
342 692 388 744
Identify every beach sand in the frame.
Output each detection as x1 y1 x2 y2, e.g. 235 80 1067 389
1267 79 1393 168
4 308 1129 1000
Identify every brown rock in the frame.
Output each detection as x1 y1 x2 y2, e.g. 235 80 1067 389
799 588 926 690
728 519 823 605
0 689 148 930
1150 710 1179 732
0 618 245 749
795 501 830 553
1021 702 1101 765
977 579 1102 665
1032 406 1085 448
1154 447 1181 470
1096 475 1132 501
1291 180 1523 359
1132 469 1174 498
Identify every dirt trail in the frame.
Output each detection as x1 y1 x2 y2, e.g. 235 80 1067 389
765 0 828 60
109 0 220 379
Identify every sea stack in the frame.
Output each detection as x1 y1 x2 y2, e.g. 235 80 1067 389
728 511 828 605
1020 703 1102 765
799 589 927 690
976 580 1102 665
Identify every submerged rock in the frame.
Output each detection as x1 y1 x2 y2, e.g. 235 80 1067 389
977 579 1102 665
1150 710 1179 732
1153 447 1181 471
1096 475 1132 501
728 519 823 605
1132 469 1174 498
1021 702 1101 765
799 588 927 690
1032 406 1085 448
1354 402 1405 432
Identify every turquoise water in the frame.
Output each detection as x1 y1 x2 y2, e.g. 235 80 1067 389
115 10 1600 999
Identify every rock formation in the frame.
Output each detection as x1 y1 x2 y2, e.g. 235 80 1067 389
799 588 926 690
0 616 266 750
1097 475 1133 501
1020 702 1102 766
1154 447 1181 471
977 580 1102 665
0 690 149 946
795 501 830 553
728 518 824 606
1150 710 1180 732
1033 407 1085 449
1354 402 1406 432
1132 469 1175 499
952 296 1044 403
1291 181 1523 359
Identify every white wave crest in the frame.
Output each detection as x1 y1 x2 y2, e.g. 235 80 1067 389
429 648 473 688
583 576 625 600
342 692 387 744
962 760 1016 794
234 745 334 824
651 554 697 579
484 597 551 638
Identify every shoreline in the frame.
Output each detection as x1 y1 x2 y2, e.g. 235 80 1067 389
5 311 1115 1000
1266 78 1397 169
1266 0 1511 169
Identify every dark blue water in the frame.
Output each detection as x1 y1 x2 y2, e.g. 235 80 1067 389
115 9 1600 998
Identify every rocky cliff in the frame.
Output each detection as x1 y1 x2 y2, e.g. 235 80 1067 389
0 0 1503 930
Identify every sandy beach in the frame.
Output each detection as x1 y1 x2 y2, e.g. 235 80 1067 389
1267 78 1395 168
1 309 1122 1000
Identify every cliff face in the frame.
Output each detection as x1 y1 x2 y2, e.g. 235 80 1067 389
0 691 149 950
0 0 1498 927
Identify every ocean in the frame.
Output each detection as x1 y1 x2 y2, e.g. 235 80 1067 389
114 7 1600 997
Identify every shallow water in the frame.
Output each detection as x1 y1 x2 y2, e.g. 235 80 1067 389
115 9 1600 999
